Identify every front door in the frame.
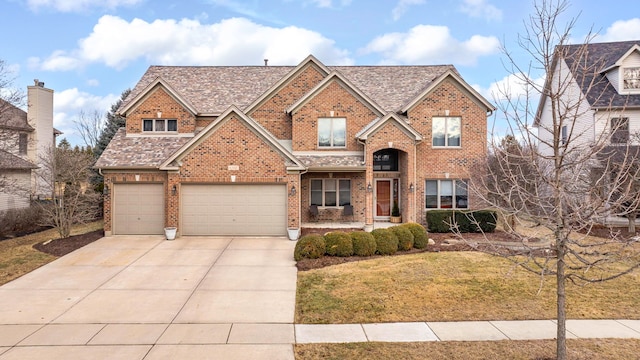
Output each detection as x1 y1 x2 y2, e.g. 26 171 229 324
375 180 391 218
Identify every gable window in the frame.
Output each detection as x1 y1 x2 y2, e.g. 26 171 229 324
318 117 346 148
623 67 640 90
373 149 399 171
19 133 28 154
432 117 461 147
425 179 468 209
611 117 629 144
143 119 178 132
311 179 351 207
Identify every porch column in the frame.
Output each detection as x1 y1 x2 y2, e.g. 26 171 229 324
364 159 374 230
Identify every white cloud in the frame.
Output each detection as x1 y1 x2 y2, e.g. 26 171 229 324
596 18 640 42
361 24 500 66
27 0 143 12
477 73 545 103
391 0 425 21
459 0 502 22
307 0 352 8
53 88 118 141
31 16 353 71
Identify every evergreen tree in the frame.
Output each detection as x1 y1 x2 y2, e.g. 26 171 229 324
94 88 131 158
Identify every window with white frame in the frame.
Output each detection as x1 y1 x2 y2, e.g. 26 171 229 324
318 117 346 148
310 179 351 207
143 119 178 132
611 117 629 144
425 179 468 209
623 67 640 91
432 117 461 147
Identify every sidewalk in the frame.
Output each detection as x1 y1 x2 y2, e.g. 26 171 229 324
295 319 640 343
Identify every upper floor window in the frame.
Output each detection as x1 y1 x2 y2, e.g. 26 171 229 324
143 119 177 132
373 149 399 171
311 179 351 207
425 179 468 209
623 67 640 91
432 117 461 147
19 133 28 154
611 117 629 144
318 117 346 148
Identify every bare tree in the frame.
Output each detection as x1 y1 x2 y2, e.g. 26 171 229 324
464 1 640 359
73 110 104 150
0 59 25 115
36 142 100 238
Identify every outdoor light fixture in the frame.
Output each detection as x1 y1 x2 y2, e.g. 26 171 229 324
171 185 177 195
290 185 296 196
157 111 162 118
367 182 372 192
103 184 109 195
409 183 414 193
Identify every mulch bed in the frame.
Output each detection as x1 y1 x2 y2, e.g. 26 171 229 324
33 230 104 257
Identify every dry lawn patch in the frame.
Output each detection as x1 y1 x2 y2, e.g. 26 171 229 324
295 339 640 360
0 221 103 285
295 251 640 323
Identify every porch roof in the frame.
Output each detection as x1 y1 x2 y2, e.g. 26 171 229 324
296 155 365 171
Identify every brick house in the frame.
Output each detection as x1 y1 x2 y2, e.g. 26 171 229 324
95 56 494 237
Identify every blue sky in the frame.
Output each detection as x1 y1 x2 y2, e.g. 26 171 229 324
2 0 639 146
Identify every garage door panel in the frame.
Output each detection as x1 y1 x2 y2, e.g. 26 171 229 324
114 184 165 235
182 184 286 236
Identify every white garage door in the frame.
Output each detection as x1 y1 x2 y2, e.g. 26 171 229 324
113 184 165 235
181 184 287 236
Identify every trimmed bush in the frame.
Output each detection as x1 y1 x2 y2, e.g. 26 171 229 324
350 231 376 257
294 234 326 261
390 225 414 251
0 206 45 238
426 210 497 233
402 222 428 249
324 231 353 257
371 228 398 255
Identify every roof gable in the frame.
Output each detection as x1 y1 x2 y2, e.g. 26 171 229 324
119 77 198 116
0 100 33 131
159 105 305 171
401 69 495 113
286 71 385 116
601 44 640 73
356 113 422 141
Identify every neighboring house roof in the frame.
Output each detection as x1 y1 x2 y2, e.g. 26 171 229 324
120 64 459 115
94 128 190 169
0 150 37 170
0 100 34 132
560 40 640 109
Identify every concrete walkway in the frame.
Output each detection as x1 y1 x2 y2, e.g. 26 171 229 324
0 236 638 359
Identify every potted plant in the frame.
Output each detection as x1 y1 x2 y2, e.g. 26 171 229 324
390 201 402 223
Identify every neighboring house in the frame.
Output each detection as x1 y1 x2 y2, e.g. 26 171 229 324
0 80 59 211
95 55 494 237
535 40 640 153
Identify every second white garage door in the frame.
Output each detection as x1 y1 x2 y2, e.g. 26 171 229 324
181 184 287 236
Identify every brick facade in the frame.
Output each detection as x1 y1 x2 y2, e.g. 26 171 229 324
126 87 196 134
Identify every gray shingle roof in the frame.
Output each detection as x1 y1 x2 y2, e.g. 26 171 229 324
296 155 365 170
560 40 640 108
0 150 36 170
94 128 190 168
0 100 33 131
121 64 456 114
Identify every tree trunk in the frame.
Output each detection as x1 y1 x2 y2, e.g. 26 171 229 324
629 212 636 233
556 239 567 360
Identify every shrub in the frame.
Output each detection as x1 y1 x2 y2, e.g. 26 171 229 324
402 222 429 249
350 231 376 257
324 231 353 257
371 228 398 255
426 210 497 233
294 234 326 261
0 206 44 238
390 225 414 251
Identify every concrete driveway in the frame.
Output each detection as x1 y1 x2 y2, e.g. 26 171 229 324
0 235 297 360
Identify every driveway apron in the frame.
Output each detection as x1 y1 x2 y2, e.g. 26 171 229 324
0 235 297 360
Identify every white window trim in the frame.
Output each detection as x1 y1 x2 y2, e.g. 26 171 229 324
317 117 347 148
310 178 351 208
432 116 462 148
142 118 178 133
425 179 469 209
621 66 640 94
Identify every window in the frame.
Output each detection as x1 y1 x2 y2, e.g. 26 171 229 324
373 149 399 171
432 117 461 147
19 133 28 154
561 125 568 145
623 67 640 90
611 117 629 144
143 119 177 132
318 117 346 148
310 179 351 207
425 179 468 209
